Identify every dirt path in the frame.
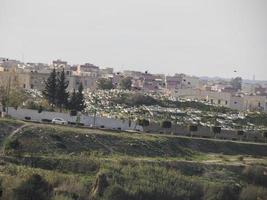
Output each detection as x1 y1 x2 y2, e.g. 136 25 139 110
8 124 28 139
1 124 28 155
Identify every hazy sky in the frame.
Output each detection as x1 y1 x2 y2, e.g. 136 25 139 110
1 0 267 80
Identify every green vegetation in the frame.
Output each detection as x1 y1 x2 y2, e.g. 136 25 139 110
112 93 158 106
43 68 58 107
68 83 86 112
234 112 267 126
56 69 69 110
0 118 267 200
13 174 52 200
111 92 235 114
118 76 132 90
97 78 113 90
43 68 86 112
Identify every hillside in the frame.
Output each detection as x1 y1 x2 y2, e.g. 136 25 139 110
0 118 267 200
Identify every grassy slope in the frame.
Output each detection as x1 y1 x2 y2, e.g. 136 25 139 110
0 119 267 200
12 124 267 157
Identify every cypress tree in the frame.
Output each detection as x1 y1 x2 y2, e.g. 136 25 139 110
56 69 69 111
43 68 57 107
76 83 86 111
68 89 77 110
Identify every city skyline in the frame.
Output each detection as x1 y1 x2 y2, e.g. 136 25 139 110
1 0 267 80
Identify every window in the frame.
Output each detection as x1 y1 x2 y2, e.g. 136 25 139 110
225 101 228 105
218 100 221 104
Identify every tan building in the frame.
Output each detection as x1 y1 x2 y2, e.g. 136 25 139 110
171 88 267 112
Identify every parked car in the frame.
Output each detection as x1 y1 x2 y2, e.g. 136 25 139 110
52 118 68 125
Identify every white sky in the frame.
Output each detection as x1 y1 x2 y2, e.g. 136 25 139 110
0 0 267 80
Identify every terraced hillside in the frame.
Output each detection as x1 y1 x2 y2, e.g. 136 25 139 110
0 118 267 200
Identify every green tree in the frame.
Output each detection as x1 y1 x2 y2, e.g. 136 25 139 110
56 69 69 111
97 78 113 90
0 86 8 112
211 126 221 138
68 83 86 112
119 77 132 90
8 88 28 109
161 120 172 134
189 125 198 137
137 118 150 127
76 83 86 111
43 68 57 107
230 77 242 91
263 132 267 143
13 174 52 200
68 89 77 111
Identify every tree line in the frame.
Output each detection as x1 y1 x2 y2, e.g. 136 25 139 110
97 76 132 90
43 68 86 112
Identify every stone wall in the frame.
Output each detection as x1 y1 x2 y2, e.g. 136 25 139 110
7 107 143 131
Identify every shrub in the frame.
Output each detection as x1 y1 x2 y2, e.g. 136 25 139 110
239 185 267 200
4 138 20 151
52 194 73 200
38 106 43 113
161 120 172 129
91 173 109 197
137 119 150 127
0 179 3 199
70 110 77 116
203 183 239 200
243 166 267 187
211 126 221 134
13 174 52 200
103 185 132 200
237 130 244 136
189 125 198 132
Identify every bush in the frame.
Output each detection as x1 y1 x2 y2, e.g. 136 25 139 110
103 185 132 200
0 179 3 199
137 119 150 127
112 93 158 106
4 138 20 151
52 194 73 200
237 130 244 136
203 183 239 200
211 126 221 134
161 120 172 129
239 185 267 200
13 174 52 200
189 125 198 132
243 166 267 187
70 110 77 116
38 106 43 113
